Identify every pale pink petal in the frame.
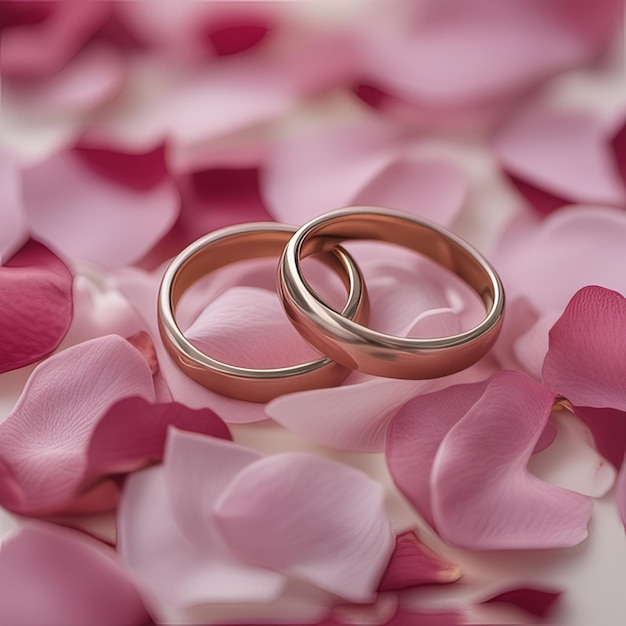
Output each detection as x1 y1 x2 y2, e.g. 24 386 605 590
0 240 73 373
119 453 284 611
494 206 626 314
543 286 626 411
85 397 231 480
352 156 466 226
480 586 562 618
358 0 622 106
3 43 125 115
185 287 320 368
0 335 156 515
512 310 562 380
214 452 393 602
386 380 490 527
431 371 591 548
0 2 110 78
0 522 150 626
114 267 269 422
23 150 179 267
617 460 626 528
261 121 401 224
267 377 433 452
495 107 625 208
0 148 27 264
378 531 461 591
126 331 159 375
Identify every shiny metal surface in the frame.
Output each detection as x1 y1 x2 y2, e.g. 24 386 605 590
278 207 505 379
158 222 369 402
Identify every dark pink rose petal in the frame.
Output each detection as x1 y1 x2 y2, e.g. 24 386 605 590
0 148 27 263
575 406 626 468
611 118 626 185
0 2 110 78
73 143 168 191
23 150 179 267
386 380 490 527
387 372 592 549
495 107 625 211
431 372 591 548
0 522 151 626
0 335 156 515
385 608 462 626
214 451 393 602
0 240 73 373
85 396 231 481
617 460 626 528
481 586 562 618
543 286 626 411
205 20 272 56
378 531 461 591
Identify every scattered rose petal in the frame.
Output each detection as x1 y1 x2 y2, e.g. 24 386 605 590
185 286 321 369
262 121 465 226
3 43 125 115
214 452 393 602
494 206 626 314
574 406 626 468
0 335 156 515
0 148 27 264
481 586 562 618
126 331 159 375
85 396 232 481
0 240 73 373
387 372 592 549
0 522 151 626
543 286 626 411
0 2 110 78
23 150 179 267
495 107 625 211
378 531 461 591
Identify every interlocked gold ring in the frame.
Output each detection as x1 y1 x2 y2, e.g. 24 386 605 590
278 206 505 379
158 222 368 403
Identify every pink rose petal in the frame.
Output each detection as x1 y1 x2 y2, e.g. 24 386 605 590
575 406 626 468
611 118 626 185
119 433 285 611
0 2 110 78
0 522 151 626
215 452 393 602
495 107 625 209
481 586 562 618
0 240 73 373
494 206 626 314
431 372 591 548
357 0 622 107
73 143 168 192
185 286 320 369
23 150 179 267
0 335 156 515
387 372 592 549
4 43 125 115
86 396 232 481
543 286 626 411
378 531 462 591
0 148 27 264
126 331 159 375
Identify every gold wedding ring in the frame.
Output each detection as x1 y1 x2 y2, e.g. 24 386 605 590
278 207 505 379
158 223 369 403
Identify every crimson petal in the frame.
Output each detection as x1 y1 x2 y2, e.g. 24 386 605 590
0 239 73 373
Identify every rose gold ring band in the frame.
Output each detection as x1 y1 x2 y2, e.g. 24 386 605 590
278 206 505 379
158 223 369 403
